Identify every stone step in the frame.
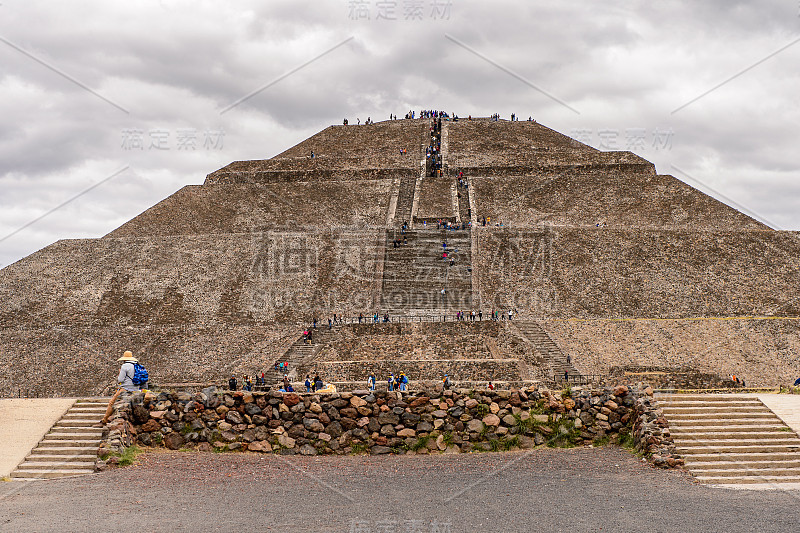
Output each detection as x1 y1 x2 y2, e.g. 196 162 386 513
44 432 103 440
667 418 782 427
49 425 106 434
10 469 96 479
26 453 98 463
683 451 800 463
656 398 762 405
654 394 753 401
669 424 789 433
694 475 800 485
677 444 800 454
54 419 104 427
39 439 102 447
31 446 100 455
664 412 778 421
675 437 800 447
670 431 797 441
686 459 800 470
690 467 800 478
661 407 770 415
15 462 95 471
61 413 104 420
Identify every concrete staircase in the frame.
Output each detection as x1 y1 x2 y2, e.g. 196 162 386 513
380 229 472 312
656 394 800 484
514 321 582 383
11 398 107 479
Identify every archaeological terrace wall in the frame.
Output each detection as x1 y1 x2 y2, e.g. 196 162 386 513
107 181 393 238
275 120 428 162
446 120 651 172
473 227 800 318
0 230 384 328
541 318 800 388
0 324 299 397
471 170 765 230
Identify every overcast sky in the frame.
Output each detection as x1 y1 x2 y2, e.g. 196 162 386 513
1 0 798 267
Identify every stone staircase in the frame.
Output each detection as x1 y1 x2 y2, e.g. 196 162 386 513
395 175 417 227
264 327 340 385
11 398 107 479
380 229 472 312
456 181 470 223
514 321 582 383
656 394 800 484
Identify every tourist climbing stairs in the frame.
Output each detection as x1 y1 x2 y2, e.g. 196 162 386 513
514 321 583 384
655 394 800 484
10 398 107 479
380 229 472 312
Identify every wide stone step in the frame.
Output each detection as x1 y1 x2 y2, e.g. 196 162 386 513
671 431 797 441
675 437 800 447
26 454 98 463
655 394 753 401
677 444 800 454
683 451 800 463
10 469 95 479
687 459 800 471
44 432 103 440
691 467 800 477
54 419 103 427
661 405 769 413
664 412 778 421
662 410 771 418
39 439 102 447
49 425 106 434
667 418 782 427
657 399 762 406
669 424 787 432
31 446 101 455
694 475 800 485
15 462 95 471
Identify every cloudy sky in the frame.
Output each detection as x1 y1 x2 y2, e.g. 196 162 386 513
1 0 798 267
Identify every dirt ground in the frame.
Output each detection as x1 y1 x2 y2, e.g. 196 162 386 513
1 446 799 532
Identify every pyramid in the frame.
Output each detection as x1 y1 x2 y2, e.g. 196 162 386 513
1 117 798 396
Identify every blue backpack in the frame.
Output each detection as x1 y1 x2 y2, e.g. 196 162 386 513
132 362 149 386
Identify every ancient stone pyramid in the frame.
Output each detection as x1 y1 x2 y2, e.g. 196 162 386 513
1 117 798 396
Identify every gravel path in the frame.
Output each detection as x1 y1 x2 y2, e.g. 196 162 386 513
1 447 799 532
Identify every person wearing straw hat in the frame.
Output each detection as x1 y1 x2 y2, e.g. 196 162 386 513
97 350 144 426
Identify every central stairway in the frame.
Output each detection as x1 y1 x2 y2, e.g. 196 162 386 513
656 393 800 484
380 229 472 312
11 398 107 479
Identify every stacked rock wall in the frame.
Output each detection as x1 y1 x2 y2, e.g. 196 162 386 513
100 384 681 468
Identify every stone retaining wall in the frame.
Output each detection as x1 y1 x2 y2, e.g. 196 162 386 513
100 384 681 469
